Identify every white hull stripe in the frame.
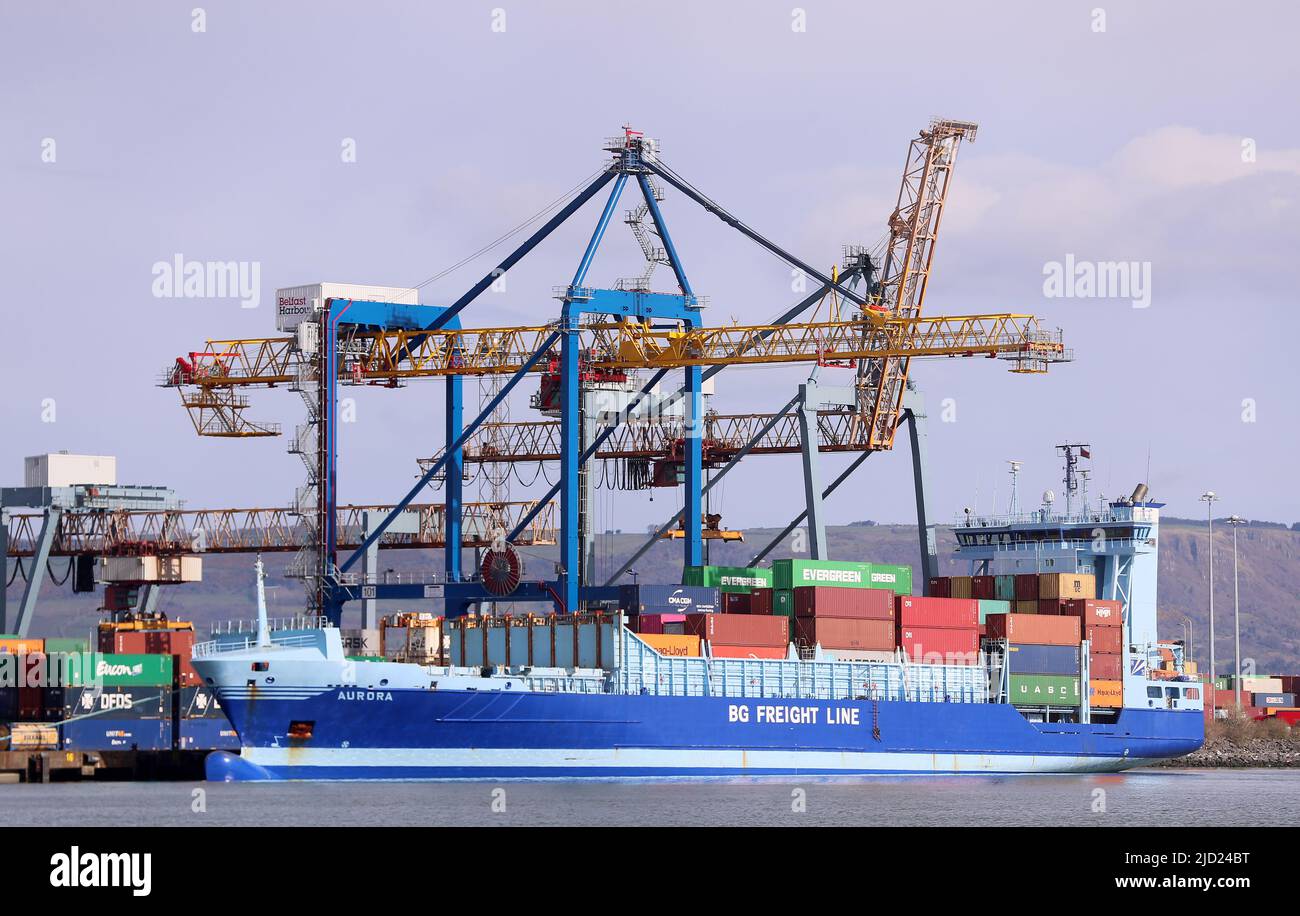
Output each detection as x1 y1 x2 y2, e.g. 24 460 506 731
244 745 1157 774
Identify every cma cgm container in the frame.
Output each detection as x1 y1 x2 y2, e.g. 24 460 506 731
1060 599 1123 628
1009 675 1081 707
620 585 719 615
61 717 172 751
1004 644 1080 676
896 596 978 629
683 565 773 594
793 586 893 620
795 617 894 651
683 613 788 648
897 627 980 664
985 613 1080 646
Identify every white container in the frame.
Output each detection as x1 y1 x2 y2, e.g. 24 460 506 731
341 628 382 656
25 453 117 488
275 283 421 331
99 555 202 583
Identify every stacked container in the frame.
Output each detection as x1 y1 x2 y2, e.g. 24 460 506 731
772 559 911 622
986 613 1082 708
792 586 896 660
683 613 789 659
1059 598 1124 703
895 596 980 665
60 653 176 751
620 584 719 615
682 565 773 594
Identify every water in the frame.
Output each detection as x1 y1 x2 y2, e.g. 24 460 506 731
1 769 1296 826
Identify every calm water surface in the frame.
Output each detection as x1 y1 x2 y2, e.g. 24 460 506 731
1 769 1296 826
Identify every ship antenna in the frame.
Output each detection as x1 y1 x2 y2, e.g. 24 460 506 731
1007 460 1023 516
255 553 271 648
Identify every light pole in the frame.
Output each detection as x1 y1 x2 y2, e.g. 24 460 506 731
1199 491 1219 682
1226 515 1246 709
1181 615 1193 667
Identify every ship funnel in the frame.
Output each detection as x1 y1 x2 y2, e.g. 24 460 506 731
1130 483 1149 504
255 554 271 648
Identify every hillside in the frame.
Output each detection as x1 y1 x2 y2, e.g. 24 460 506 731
8 519 1299 674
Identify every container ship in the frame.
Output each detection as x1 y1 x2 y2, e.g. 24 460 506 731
195 487 1206 781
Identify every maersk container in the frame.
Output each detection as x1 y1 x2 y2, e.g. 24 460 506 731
897 627 980 664
1009 674 1081 707
619 585 719 615
177 717 240 750
994 575 1016 601
684 613 788 648
794 618 894 651
976 599 1010 623
896 596 978 629
1005 643 1080 676
1086 626 1123 654
683 565 773 594
61 717 173 751
985 613 1080 646
793 586 893 620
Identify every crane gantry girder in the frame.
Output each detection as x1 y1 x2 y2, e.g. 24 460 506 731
4 500 556 557
164 311 1066 389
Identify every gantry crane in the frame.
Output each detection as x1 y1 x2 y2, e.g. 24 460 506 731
162 123 1069 622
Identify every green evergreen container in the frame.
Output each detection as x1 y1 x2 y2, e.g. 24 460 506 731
977 599 1011 623
683 565 773 594
1009 674 1081 707
44 637 91 655
772 559 911 595
772 589 795 617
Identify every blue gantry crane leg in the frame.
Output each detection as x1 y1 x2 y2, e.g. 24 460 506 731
445 376 463 581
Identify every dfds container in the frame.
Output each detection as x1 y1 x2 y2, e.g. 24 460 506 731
793 586 894 620
635 613 686 635
177 717 240 750
1009 674 1081 707
895 596 978 629
985 613 1080 646
637 633 702 657
66 685 170 719
683 565 773 593
1089 654 1123 680
178 686 226 719
1089 680 1123 708
683 613 788 648
794 617 894 651
61 717 172 751
1005 643 1080 676
1038 573 1096 600
620 585 719 615
1086 626 1123 654
1060 598 1123 628
897 627 980 664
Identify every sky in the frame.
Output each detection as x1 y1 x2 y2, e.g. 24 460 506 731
2 0 1297 535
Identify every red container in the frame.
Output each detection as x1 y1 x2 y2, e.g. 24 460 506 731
709 644 787 660
1086 626 1123 654
748 590 773 615
1037 598 1068 616
1014 574 1039 600
971 576 996 600
984 613 1080 646
722 592 752 614
793 586 894 620
927 576 951 598
794 617 894 651
897 626 980 665
684 613 788 648
1214 688 1242 708
1280 675 1300 695
100 628 198 687
895 596 978 629
1060 598 1123 628
636 613 686 635
1089 653 1122 680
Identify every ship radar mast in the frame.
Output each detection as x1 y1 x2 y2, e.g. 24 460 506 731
255 553 271 648
1007 460 1023 515
1055 443 1091 516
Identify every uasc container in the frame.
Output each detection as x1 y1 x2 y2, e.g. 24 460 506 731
1009 674 1081 707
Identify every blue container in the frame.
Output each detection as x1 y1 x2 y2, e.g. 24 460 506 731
619 585 720 615
177 716 240 750
61 717 172 751
1005 643 1080 676
178 686 226 719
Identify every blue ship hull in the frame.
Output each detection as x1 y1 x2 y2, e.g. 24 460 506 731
206 686 1204 781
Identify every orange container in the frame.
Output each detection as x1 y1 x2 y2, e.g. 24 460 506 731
638 633 701 657
709 644 787 660
984 613 1080 646
1038 573 1096 600
1089 680 1123 708
0 637 45 655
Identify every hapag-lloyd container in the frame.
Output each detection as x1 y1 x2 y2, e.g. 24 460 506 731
1060 599 1123 628
984 613 1080 646
637 633 702 657
793 586 894 620
895 596 978 629
1009 674 1081 707
794 617 894 651
1089 680 1123 708
683 613 788 648
1005 643 1080 676
1086 626 1123 654
897 627 980 664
